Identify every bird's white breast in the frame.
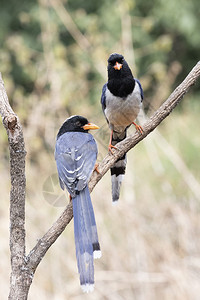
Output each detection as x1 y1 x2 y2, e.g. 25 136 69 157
104 81 142 131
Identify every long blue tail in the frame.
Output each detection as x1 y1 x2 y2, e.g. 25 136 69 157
72 185 101 292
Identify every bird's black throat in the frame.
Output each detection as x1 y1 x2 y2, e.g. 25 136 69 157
107 76 135 98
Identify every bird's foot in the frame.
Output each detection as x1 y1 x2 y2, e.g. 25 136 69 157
108 144 118 155
132 122 143 134
94 163 100 174
69 195 72 202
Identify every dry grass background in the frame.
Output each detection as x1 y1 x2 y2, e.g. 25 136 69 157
1 97 200 299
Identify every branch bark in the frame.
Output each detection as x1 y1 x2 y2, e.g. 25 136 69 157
0 61 199 299
0 75 32 299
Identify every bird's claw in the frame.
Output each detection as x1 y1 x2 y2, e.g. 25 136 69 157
94 163 100 174
108 144 118 155
132 122 143 134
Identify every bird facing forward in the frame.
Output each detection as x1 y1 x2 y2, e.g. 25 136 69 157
101 53 144 204
55 115 101 293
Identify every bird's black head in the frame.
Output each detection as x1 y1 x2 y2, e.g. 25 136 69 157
108 53 124 67
57 115 99 139
107 53 133 78
107 53 135 97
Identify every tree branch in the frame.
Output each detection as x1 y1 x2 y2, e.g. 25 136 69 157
26 61 200 271
0 74 31 299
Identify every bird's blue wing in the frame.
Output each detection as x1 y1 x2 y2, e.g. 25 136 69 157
135 78 144 101
75 136 97 192
55 147 77 196
55 132 97 196
101 83 107 111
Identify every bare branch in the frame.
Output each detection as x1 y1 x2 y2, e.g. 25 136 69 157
0 74 31 299
26 61 200 270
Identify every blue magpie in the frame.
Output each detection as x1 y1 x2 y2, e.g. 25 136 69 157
101 53 144 204
55 115 101 292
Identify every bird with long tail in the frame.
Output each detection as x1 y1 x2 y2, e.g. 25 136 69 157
55 115 101 292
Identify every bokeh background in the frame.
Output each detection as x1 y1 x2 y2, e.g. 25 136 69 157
0 0 200 299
